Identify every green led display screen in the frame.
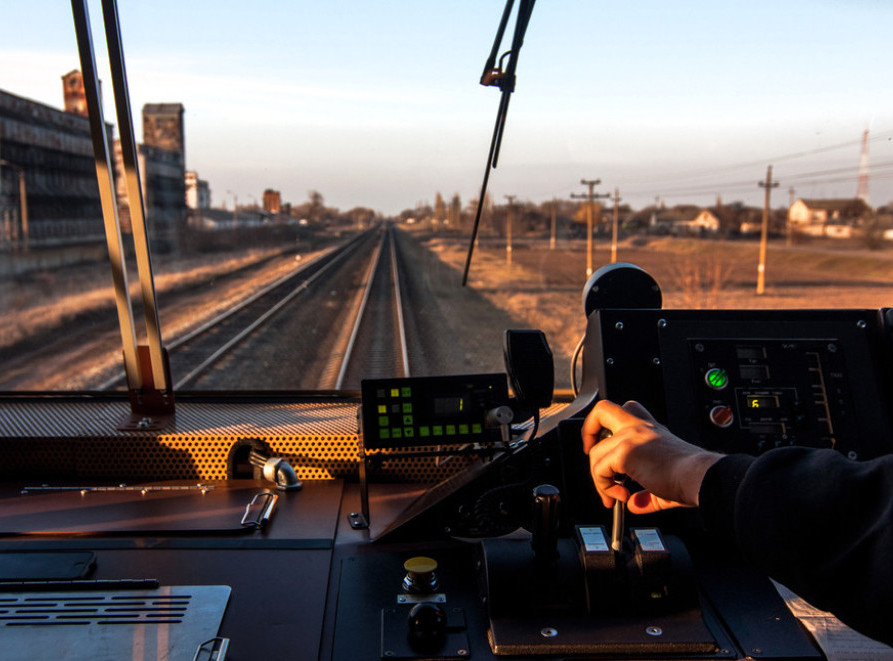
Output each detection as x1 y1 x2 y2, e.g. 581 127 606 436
360 374 510 450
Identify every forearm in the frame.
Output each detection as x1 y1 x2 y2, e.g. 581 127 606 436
699 447 893 645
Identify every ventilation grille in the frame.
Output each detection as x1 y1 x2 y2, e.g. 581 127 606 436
0 593 191 626
0 585 230 661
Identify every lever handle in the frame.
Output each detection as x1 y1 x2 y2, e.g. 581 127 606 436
596 428 626 552
530 484 561 565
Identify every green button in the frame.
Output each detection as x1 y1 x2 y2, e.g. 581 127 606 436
705 368 729 390
404 427 414 438
459 424 469 435
403 415 413 426
402 403 412 413
401 387 411 397
392 428 402 438
433 426 443 436
472 423 482 434
446 425 456 436
380 429 390 439
379 416 389 427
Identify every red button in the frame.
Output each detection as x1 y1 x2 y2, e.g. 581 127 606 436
709 405 734 428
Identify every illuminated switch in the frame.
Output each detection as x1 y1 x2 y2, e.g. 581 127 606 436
709 405 734 428
705 368 729 390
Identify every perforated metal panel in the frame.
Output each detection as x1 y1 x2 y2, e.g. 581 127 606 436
0 398 568 482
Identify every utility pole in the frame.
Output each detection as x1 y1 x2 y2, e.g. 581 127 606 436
756 165 779 295
572 179 609 277
550 197 557 250
611 188 621 263
504 195 516 267
787 186 795 247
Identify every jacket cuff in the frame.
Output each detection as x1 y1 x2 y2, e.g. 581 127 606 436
699 453 755 543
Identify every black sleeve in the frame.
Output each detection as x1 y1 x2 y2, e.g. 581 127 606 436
699 447 893 646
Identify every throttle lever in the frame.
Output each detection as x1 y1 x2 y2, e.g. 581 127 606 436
596 427 626 553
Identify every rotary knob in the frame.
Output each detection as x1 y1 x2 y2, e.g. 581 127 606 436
407 602 447 649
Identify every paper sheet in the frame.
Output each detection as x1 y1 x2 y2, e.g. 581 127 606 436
774 582 893 661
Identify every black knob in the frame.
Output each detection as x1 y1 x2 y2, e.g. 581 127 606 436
531 484 560 564
407 602 447 649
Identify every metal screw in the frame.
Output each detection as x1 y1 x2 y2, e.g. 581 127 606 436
857 320 867 329
383 651 394 657
646 626 663 636
457 650 469 656
540 627 558 638
397 595 407 603
657 318 667 328
752 648 762 656
137 417 154 429
828 343 838 353
606 357 615 365
615 321 624 330
652 357 661 366
694 342 705 352
848 451 859 460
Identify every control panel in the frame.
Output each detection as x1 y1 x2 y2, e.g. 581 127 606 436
359 374 510 450
588 309 893 459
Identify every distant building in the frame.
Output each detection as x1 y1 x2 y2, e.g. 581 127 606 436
789 198 870 238
263 189 282 215
142 103 185 157
61 70 88 117
652 206 719 235
185 171 210 210
0 82 113 248
112 103 186 252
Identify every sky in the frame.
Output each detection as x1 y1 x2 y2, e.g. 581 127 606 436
2 1 892 215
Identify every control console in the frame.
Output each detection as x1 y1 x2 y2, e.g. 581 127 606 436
586 308 893 460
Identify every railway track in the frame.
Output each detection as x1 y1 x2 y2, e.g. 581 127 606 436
96 228 379 391
334 225 411 388
3 224 492 393
181 223 424 391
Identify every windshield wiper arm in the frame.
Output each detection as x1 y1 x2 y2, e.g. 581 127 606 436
462 0 535 286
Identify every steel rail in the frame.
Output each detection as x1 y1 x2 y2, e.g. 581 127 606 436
334 229 388 390
96 231 369 391
390 228 410 377
173 234 369 390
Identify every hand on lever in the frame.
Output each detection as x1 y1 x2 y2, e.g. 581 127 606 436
582 399 723 515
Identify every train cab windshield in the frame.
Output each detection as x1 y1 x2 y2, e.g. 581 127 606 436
3 1 892 395
2 2 893 661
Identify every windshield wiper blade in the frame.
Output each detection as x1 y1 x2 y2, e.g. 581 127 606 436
462 0 535 287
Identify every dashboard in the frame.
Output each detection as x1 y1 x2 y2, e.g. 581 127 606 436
2 298 892 660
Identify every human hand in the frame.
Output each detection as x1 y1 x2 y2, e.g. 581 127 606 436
581 399 722 515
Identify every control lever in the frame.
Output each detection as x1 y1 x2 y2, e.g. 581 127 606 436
530 484 560 566
595 427 626 552
611 473 627 553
